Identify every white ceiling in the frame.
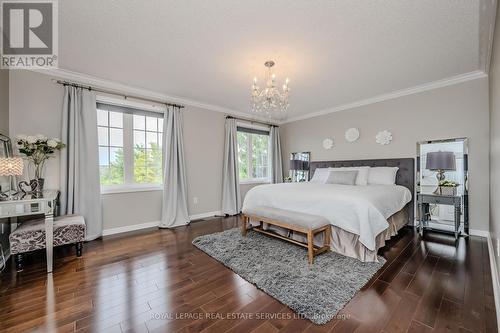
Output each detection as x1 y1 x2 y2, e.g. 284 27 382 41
58 0 491 120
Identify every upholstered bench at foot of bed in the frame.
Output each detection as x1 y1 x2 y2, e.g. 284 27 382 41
241 206 331 265
9 215 86 271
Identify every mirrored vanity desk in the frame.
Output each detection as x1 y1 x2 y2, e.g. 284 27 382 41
0 190 59 273
416 138 469 240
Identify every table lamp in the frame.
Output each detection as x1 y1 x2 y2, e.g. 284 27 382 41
0 157 23 200
425 151 456 182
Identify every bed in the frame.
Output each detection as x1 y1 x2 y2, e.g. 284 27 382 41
242 158 415 262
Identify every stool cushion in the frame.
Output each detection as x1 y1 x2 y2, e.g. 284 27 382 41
9 215 86 255
243 206 329 230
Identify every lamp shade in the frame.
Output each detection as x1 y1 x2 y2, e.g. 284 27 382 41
290 159 309 171
0 157 24 176
425 151 456 171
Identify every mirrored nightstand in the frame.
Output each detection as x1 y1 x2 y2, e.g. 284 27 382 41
417 193 462 240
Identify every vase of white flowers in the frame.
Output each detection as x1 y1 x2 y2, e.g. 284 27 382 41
16 135 65 193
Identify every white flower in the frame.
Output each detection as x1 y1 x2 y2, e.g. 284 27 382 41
375 130 393 145
16 134 27 141
26 136 37 144
51 138 60 143
35 134 47 141
47 139 58 148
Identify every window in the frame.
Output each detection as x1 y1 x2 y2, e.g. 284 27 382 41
98 110 124 185
97 102 164 192
237 125 270 183
133 115 163 184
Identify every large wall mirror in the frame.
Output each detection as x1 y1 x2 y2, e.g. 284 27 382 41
416 137 468 234
0 134 14 195
289 152 310 182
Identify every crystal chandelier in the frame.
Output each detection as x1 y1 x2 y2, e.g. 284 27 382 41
251 60 290 119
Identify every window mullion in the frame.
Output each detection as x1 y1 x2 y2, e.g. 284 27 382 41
107 112 111 178
123 114 134 184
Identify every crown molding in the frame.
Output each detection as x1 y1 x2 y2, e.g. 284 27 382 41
30 68 487 126
282 70 488 124
28 68 277 125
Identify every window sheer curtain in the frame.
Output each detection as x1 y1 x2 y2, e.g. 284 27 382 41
270 126 283 183
221 118 241 215
160 106 190 228
60 86 102 241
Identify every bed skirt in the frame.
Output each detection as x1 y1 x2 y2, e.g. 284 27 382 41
250 209 409 262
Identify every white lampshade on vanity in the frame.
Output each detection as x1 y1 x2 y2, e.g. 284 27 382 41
0 157 24 177
0 157 24 200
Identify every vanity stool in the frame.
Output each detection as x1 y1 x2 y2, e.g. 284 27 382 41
9 215 86 271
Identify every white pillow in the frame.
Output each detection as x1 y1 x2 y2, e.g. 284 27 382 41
325 170 358 185
368 167 399 185
310 168 330 183
330 166 370 186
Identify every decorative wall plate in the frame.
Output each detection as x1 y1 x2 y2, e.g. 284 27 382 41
322 138 334 150
345 128 360 142
375 130 393 145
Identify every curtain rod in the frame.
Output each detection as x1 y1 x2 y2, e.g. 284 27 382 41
53 79 185 109
226 115 278 128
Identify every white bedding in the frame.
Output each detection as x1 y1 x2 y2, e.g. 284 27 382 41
242 183 412 251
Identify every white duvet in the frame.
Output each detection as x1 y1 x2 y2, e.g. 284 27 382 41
242 182 412 251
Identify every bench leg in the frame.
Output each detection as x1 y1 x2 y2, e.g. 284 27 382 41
307 231 314 265
15 253 23 272
76 242 83 257
241 215 248 237
324 226 331 251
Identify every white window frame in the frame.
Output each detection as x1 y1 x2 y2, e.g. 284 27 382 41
97 96 165 194
237 122 271 185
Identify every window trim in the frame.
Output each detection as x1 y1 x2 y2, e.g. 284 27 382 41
97 97 165 193
236 122 271 184
239 178 271 185
101 184 163 195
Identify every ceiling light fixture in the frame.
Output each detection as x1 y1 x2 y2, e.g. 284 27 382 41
251 60 290 119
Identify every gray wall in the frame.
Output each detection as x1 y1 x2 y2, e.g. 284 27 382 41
490 4 500 283
0 69 10 261
8 70 261 231
282 77 490 232
0 70 8 135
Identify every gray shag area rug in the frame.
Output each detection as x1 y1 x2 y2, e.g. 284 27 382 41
192 228 386 325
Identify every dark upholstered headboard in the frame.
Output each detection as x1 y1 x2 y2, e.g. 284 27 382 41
309 158 415 224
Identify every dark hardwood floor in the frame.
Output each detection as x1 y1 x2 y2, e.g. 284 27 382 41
0 216 496 333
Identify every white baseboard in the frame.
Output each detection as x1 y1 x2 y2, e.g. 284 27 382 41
102 210 222 236
189 211 222 221
486 232 500 333
469 229 490 238
102 221 160 236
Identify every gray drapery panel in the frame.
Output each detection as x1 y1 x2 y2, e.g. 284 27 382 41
160 106 190 228
60 86 102 241
221 118 241 215
270 126 283 183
